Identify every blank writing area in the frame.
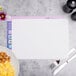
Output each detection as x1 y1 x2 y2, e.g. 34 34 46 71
12 19 69 59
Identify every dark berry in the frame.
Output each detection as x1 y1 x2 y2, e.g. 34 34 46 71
67 0 76 9
71 12 76 21
0 12 6 20
62 4 73 13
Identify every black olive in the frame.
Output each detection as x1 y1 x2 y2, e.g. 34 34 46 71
62 4 73 13
67 0 76 9
71 12 76 21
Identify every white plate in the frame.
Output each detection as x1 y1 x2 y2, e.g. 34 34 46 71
0 46 19 76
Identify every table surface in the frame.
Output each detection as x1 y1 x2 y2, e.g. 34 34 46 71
0 0 76 76
19 59 76 76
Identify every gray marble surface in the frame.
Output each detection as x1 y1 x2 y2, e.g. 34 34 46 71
19 60 53 76
19 59 76 76
0 21 7 47
0 0 76 76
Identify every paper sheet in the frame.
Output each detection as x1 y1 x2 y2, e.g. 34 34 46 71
12 19 69 59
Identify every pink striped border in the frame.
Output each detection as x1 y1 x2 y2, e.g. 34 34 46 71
11 16 66 19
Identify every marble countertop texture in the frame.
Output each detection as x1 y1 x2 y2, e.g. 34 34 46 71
0 0 76 76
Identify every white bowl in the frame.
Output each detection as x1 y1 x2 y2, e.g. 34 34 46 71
0 46 19 76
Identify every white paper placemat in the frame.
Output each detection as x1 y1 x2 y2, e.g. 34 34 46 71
12 18 69 59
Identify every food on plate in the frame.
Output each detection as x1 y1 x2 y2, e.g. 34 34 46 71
0 52 10 63
0 52 15 76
